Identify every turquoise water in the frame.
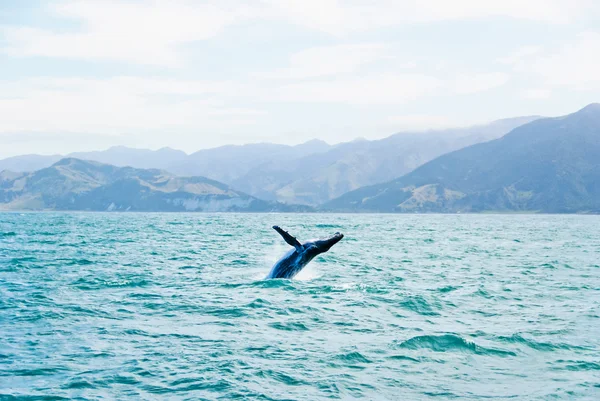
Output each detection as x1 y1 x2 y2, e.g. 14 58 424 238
1 213 599 400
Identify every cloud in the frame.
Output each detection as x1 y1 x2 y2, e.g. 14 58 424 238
1 0 253 66
0 68 510 141
270 73 443 104
265 0 595 36
386 114 460 130
256 42 509 104
259 43 401 79
452 73 510 95
0 70 509 153
497 46 542 65
3 0 597 67
522 88 552 100
267 70 509 104
0 76 265 134
501 31 600 91
528 32 600 90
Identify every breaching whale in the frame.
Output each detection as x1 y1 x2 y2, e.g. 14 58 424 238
266 226 344 279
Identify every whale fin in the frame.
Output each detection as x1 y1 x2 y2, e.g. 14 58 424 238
273 226 302 250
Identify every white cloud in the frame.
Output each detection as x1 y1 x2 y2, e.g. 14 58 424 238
268 70 509 104
270 73 443 104
266 0 595 36
1 0 253 66
497 46 542 65
0 77 264 134
522 88 552 100
528 32 600 90
502 31 600 91
259 44 400 79
2 0 597 67
386 114 459 130
0 69 509 142
452 72 510 95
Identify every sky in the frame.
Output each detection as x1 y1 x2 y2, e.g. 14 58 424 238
1 0 600 158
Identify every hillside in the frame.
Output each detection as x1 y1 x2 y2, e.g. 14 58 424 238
0 158 310 212
324 104 600 213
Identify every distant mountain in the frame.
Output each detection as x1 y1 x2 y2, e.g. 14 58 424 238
230 116 541 205
168 139 332 184
0 117 539 205
70 146 188 170
0 158 311 212
0 147 188 173
324 104 600 213
0 154 63 173
0 140 333 182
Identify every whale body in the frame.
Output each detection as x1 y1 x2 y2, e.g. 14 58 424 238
266 226 344 279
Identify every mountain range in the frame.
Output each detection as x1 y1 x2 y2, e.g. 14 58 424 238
2 105 598 214
0 158 309 212
0 116 539 206
232 116 540 205
325 104 600 213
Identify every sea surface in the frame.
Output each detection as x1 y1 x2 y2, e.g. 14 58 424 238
1 213 599 400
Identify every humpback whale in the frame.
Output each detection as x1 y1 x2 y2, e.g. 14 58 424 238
266 226 344 279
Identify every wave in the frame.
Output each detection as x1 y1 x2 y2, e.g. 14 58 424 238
71 276 150 290
396 334 516 357
437 285 460 293
221 278 298 290
65 258 94 266
245 298 272 308
562 361 600 371
335 351 373 364
256 370 307 386
269 321 309 331
496 334 590 352
315 224 343 229
387 355 420 362
9 256 36 263
1 231 16 237
204 306 247 318
8 367 71 377
547 359 600 372
61 378 96 390
399 295 441 316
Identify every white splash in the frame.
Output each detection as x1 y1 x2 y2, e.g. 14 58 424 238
260 244 321 281
294 266 321 281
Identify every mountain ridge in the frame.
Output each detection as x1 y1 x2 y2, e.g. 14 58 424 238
0 158 312 212
0 115 541 205
324 104 600 214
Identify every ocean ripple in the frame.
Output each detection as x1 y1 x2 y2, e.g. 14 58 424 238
395 334 517 357
1 212 599 400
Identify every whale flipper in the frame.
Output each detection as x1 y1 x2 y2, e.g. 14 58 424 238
273 226 302 250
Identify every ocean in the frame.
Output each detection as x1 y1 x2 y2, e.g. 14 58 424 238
1 213 599 400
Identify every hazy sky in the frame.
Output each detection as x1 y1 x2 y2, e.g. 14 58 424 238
1 0 600 158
